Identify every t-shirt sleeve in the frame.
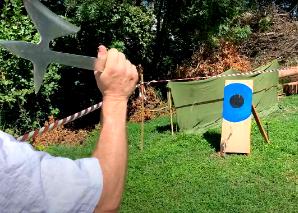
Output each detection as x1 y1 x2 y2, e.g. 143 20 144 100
0 131 103 213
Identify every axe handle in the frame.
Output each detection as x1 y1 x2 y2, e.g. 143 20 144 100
52 51 97 71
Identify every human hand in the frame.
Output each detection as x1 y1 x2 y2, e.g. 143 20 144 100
94 45 139 102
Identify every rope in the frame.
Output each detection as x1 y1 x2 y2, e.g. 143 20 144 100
17 102 102 142
148 107 168 112
142 68 280 85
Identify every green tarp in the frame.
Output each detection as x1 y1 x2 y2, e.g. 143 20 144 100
168 60 279 133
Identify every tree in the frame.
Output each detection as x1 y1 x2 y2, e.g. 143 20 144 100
146 0 247 79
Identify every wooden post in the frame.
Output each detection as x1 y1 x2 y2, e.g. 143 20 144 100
167 90 174 135
140 73 145 151
252 105 270 144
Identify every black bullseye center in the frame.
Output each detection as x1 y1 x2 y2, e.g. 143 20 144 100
230 94 244 108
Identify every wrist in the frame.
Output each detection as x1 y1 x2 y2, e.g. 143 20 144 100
101 99 128 124
102 95 129 103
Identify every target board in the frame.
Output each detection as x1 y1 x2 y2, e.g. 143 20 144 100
220 80 253 154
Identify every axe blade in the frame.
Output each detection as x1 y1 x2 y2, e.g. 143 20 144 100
0 40 49 93
0 0 97 94
23 0 80 44
33 61 49 93
0 40 37 60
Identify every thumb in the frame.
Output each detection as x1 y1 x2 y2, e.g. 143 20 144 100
94 45 108 74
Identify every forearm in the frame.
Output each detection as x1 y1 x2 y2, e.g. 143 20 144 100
92 46 138 212
93 99 128 212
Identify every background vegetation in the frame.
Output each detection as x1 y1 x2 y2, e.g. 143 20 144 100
0 0 297 133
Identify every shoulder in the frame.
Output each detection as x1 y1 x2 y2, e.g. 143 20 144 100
0 130 19 143
0 130 47 165
0 130 49 211
0 130 103 212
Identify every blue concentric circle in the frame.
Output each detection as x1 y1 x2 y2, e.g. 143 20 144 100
222 83 252 122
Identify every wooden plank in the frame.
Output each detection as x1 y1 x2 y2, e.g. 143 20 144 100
220 80 253 154
140 74 145 151
279 66 298 78
252 105 270 144
221 118 252 154
167 90 174 135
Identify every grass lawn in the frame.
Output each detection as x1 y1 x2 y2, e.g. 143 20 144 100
46 95 298 212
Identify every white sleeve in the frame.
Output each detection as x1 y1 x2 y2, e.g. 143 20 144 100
0 131 103 213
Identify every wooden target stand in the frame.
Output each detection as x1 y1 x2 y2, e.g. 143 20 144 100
220 80 270 156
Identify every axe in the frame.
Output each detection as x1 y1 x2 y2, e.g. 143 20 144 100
0 0 98 93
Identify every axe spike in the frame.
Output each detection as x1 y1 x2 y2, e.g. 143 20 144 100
23 0 80 44
33 61 49 93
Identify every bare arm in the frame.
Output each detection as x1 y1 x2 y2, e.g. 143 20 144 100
92 46 138 212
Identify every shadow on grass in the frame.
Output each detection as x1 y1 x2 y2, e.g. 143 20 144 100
156 124 179 133
203 131 221 152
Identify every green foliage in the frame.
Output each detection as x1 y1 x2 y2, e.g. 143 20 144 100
110 40 126 52
64 0 155 64
0 0 60 134
258 16 272 32
231 25 252 41
218 22 252 43
46 95 298 212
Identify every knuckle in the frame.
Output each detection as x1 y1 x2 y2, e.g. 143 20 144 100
126 60 131 68
109 48 118 53
115 63 125 72
131 68 139 81
132 64 137 71
94 63 103 73
119 52 126 60
108 48 118 58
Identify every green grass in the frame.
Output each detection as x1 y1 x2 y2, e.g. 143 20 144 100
46 95 298 212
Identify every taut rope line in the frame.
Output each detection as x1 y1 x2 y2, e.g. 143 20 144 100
17 102 102 141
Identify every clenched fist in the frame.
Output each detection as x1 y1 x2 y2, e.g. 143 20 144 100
94 46 139 101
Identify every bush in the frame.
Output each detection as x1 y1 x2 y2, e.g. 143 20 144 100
218 22 252 43
64 0 155 65
0 0 61 134
258 16 272 32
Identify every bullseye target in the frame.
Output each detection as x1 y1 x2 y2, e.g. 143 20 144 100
220 80 253 154
222 83 253 122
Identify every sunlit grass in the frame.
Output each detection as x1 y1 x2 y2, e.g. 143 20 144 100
46 95 298 212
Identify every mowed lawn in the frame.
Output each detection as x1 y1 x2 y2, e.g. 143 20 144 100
46 95 298 212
